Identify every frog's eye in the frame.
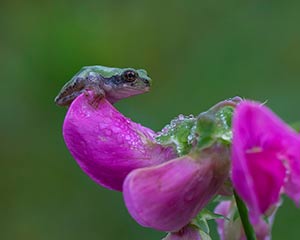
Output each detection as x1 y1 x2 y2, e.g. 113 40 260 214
123 70 138 82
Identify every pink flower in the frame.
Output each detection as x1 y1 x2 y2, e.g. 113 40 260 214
231 101 300 226
123 144 230 232
62 94 231 232
63 94 175 191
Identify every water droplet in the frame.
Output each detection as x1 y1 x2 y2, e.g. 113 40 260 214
178 114 185 120
125 135 131 140
156 131 162 137
187 134 194 142
170 120 176 128
162 124 170 133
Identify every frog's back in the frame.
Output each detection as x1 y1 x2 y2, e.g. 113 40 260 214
60 65 137 94
79 65 131 79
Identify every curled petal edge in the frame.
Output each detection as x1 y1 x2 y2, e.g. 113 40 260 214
123 145 230 232
63 94 175 191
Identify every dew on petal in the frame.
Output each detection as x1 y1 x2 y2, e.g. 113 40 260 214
125 135 131 140
63 95 174 191
177 114 185 120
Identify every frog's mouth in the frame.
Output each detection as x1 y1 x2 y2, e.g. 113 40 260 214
122 85 150 93
141 86 150 92
123 78 151 91
119 82 151 95
107 80 151 103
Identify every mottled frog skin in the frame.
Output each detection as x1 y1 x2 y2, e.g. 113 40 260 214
55 65 152 106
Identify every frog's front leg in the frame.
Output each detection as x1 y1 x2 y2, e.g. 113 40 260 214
84 72 106 108
57 89 86 106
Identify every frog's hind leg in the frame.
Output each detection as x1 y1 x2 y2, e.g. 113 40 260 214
56 90 85 106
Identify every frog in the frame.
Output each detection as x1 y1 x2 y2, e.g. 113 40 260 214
54 65 152 107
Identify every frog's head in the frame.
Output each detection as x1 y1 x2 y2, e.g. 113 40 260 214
121 68 152 91
106 68 152 102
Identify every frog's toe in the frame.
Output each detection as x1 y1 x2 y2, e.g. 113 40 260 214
87 93 104 109
55 95 72 106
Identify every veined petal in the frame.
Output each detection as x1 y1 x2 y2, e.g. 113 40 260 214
123 146 230 232
231 101 300 223
63 94 175 191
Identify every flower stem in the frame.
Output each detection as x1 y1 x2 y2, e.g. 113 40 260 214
233 190 257 240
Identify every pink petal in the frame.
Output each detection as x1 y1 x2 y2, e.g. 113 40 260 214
214 201 233 240
162 225 202 240
283 144 300 205
123 148 230 232
231 101 300 223
215 200 272 240
253 218 270 240
63 94 175 191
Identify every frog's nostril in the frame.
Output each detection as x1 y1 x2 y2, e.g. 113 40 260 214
143 78 152 86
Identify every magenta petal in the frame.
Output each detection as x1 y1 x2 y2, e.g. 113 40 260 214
63 94 175 191
163 225 201 240
243 150 285 213
283 145 300 205
215 200 270 240
214 201 233 240
123 154 229 232
231 101 300 222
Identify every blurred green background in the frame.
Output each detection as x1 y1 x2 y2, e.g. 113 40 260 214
1 0 300 239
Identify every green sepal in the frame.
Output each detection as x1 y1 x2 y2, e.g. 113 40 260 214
195 208 225 222
155 114 196 156
188 208 226 240
193 105 234 150
194 113 216 150
198 230 212 240
213 195 234 203
155 99 237 156
214 106 234 144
